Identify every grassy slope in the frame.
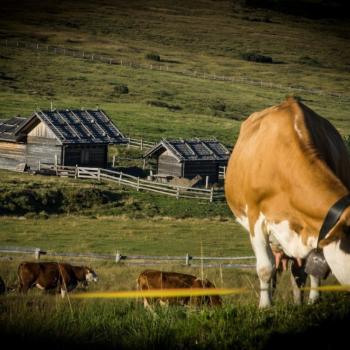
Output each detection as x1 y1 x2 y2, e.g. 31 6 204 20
0 0 349 144
0 1 350 348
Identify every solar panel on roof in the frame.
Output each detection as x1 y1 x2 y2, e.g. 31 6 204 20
35 109 125 144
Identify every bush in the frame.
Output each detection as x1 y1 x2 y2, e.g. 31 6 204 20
145 52 161 61
146 100 182 111
0 187 120 215
211 100 226 112
113 83 129 94
299 56 322 67
241 52 273 63
243 0 349 19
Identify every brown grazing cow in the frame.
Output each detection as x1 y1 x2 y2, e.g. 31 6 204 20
137 269 222 309
225 97 350 308
17 262 98 297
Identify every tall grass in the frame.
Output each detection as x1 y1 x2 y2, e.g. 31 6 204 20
1 290 350 349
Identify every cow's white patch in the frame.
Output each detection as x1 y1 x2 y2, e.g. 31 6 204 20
86 271 98 282
267 220 315 258
250 212 274 308
36 283 45 290
236 205 250 232
308 275 320 304
323 240 350 284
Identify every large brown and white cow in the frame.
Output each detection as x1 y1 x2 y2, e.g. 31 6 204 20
18 262 98 297
137 269 222 308
225 97 350 307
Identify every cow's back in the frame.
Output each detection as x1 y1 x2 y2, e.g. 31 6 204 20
18 262 60 291
138 270 197 290
225 98 350 227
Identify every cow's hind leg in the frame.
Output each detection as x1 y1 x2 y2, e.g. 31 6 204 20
290 258 307 305
250 214 275 308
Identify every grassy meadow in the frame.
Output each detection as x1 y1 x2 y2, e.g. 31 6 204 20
1 0 350 143
1 0 350 349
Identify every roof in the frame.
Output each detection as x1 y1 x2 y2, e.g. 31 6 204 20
17 109 126 145
0 116 28 142
144 139 231 161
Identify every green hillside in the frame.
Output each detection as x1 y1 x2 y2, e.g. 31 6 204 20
0 2 350 349
0 0 349 145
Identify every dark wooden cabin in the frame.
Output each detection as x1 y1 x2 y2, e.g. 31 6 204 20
144 139 230 183
0 109 125 171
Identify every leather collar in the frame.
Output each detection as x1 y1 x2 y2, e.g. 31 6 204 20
317 194 350 247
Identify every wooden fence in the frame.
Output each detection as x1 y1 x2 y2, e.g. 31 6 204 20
1 39 349 103
0 246 256 269
124 136 156 151
219 166 226 180
39 163 225 202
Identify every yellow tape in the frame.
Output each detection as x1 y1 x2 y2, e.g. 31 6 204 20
301 284 350 292
71 284 350 300
72 288 248 299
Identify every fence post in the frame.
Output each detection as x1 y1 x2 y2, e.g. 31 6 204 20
223 166 226 179
98 168 101 182
38 160 41 171
210 187 214 203
205 176 209 189
176 187 180 200
119 171 122 185
75 164 78 179
34 248 41 260
137 177 140 191
140 137 143 150
113 155 116 167
185 253 191 266
115 251 121 263
142 158 146 170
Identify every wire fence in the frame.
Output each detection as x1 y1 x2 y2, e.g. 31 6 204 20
39 163 225 202
1 38 349 103
0 246 256 269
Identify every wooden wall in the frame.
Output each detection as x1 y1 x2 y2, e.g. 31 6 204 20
158 151 183 177
183 160 220 183
27 121 57 139
26 136 62 170
64 144 107 167
0 142 26 171
157 149 227 183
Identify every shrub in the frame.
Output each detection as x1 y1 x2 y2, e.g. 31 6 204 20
113 83 129 94
146 100 182 111
241 52 273 63
299 56 322 67
145 52 161 61
211 100 226 112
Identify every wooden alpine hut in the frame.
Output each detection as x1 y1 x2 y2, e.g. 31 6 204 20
0 116 28 171
144 139 230 183
0 109 126 171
